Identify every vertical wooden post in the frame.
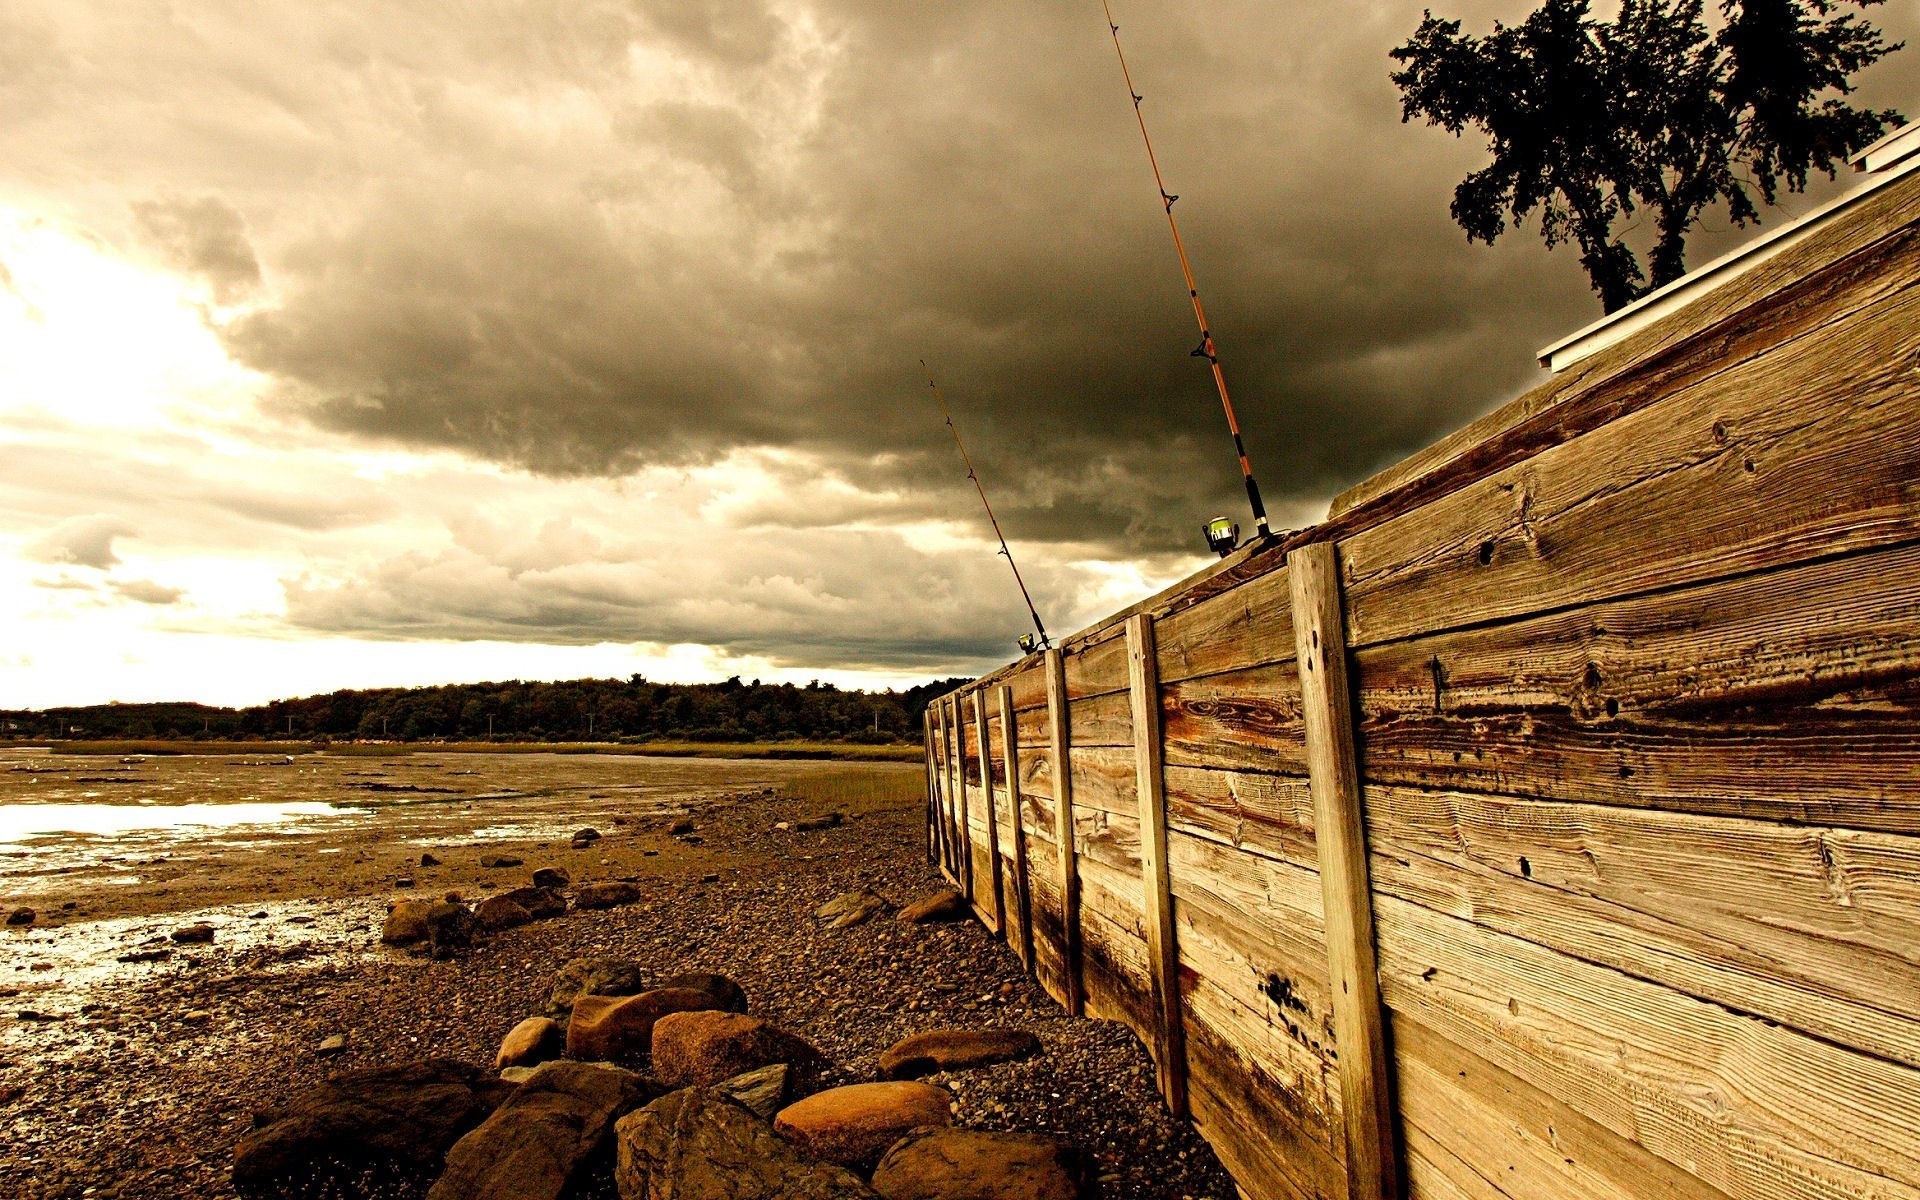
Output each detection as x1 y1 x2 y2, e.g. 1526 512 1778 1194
932 701 953 884
1290 541 1400 1200
1045 647 1085 1017
948 693 973 901
924 717 936 865
998 684 1035 969
973 687 1006 933
1127 613 1188 1117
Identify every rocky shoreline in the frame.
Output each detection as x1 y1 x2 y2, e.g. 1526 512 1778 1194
1 772 1235 1199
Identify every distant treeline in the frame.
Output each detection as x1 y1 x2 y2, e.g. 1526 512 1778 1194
1 675 973 745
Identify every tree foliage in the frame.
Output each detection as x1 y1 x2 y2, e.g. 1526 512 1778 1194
1391 0 1902 311
1 675 973 745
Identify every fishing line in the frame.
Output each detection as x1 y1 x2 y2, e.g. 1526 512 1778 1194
923 360 1052 654
1099 0 1272 539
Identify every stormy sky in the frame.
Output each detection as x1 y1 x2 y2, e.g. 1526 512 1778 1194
1 1 1913 707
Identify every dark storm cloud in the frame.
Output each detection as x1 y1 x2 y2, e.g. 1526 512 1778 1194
6 1 1916 560
131 194 261 304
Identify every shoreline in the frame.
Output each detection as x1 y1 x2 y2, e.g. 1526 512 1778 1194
0 757 1236 1200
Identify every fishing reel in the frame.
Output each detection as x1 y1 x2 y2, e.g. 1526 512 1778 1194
1204 516 1240 558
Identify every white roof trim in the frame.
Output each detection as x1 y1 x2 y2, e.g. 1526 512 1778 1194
1852 122 1920 174
1537 123 1919 373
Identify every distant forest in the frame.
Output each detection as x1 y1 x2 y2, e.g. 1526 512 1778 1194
0 675 973 745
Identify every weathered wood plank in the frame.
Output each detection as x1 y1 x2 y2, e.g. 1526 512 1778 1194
1375 893 1920 1200
1063 633 1131 699
1187 1000 1347 1200
1367 782 1920 1070
1129 614 1188 1116
1067 689 1134 747
1291 541 1400 1200
1077 883 1157 1036
1007 663 1049 712
1353 537 1920 831
1391 1015 1735 1200
946 694 968 891
1045 647 1085 1017
1341 258 1920 651
1024 744 1136 817
1162 661 1309 775
1164 765 1317 869
999 684 1035 969
1330 174 1920 521
973 688 1005 934
1155 564 1297 685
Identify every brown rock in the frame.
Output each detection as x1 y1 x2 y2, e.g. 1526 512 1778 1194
651 1011 821 1089
531 867 571 889
425 902 473 959
494 1017 565 1070
659 972 748 1014
715 1063 792 1121
773 1082 953 1169
480 855 524 869
870 1128 1090 1200
382 900 437 945
878 1029 1040 1080
474 897 533 932
427 1061 659 1200
495 886 568 920
6 907 34 926
896 890 968 924
574 881 643 910
547 957 647 1017
814 889 888 930
171 922 216 944
614 1087 876 1200
233 1059 514 1193
567 987 721 1065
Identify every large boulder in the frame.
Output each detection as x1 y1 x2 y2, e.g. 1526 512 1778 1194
381 900 437 945
233 1059 514 1194
575 881 644 910
614 1087 876 1200
427 1061 660 1200
814 889 888 930
548 957 648 1017
426 902 474 959
568 988 722 1065
531 866 571 889
496 886 569 920
495 1017 566 1070
474 896 533 933
651 1012 821 1089
896 890 968 924
659 972 748 1014
869 1128 1091 1200
877 1029 1041 1080
773 1082 953 1169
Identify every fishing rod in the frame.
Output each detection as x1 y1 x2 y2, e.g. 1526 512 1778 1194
1099 0 1272 544
923 360 1052 654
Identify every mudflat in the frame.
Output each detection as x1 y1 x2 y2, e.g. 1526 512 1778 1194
0 748 1234 1200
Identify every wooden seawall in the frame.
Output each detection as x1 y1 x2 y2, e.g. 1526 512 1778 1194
924 157 1920 1200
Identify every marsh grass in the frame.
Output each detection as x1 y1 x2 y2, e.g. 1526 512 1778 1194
777 764 928 813
42 738 921 762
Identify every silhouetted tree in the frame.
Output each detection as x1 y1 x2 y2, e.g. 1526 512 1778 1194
1391 0 1902 311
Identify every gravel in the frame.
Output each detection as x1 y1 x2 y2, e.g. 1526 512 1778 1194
0 780 1237 1200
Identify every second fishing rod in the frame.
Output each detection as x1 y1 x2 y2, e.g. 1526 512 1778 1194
1100 0 1273 548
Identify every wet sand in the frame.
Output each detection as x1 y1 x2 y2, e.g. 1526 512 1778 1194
0 749 1236 1200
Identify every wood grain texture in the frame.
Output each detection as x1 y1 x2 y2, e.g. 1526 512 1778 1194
1353 537 1920 831
1341 254 1920 651
1063 633 1131 699
1162 661 1309 774
1375 893 1920 1200
1164 765 1317 869
1155 565 1297 685
973 688 1005 934
948 694 972 901
1391 1016 1735 1200
1045 647 1085 1017
999 685 1036 970
1291 541 1401 1200
1129 614 1188 1116
1067 690 1134 747
1366 781 1920 1070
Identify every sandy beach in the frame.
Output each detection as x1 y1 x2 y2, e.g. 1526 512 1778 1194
0 748 1234 1200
